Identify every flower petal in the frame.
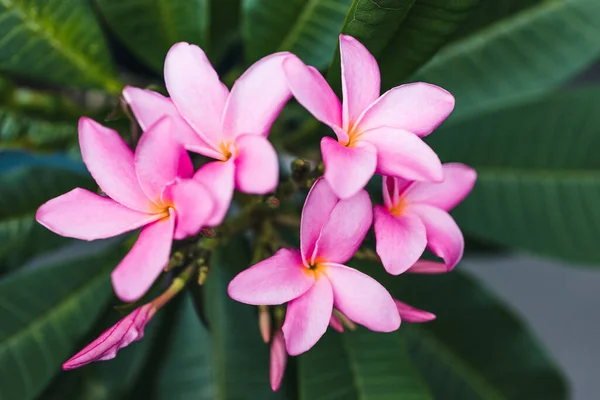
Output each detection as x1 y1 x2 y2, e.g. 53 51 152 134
300 178 339 265
164 42 228 145
329 314 344 333
194 160 235 226
373 205 427 275
283 55 342 129
312 189 372 265
408 204 464 270
112 216 175 302
407 260 449 274
321 136 377 199
228 249 314 305
270 330 287 392
360 127 443 182
356 82 455 137
394 299 436 323
323 262 400 332
135 117 193 203
163 180 215 240
403 163 477 211
79 117 153 212
234 134 279 194
339 34 380 130
222 52 292 139
63 304 155 370
36 188 162 241
282 276 333 356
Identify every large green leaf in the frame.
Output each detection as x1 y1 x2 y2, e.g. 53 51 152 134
96 0 209 74
0 249 122 400
429 87 600 265
210 0 241 64
356 260 568 399
0 165 93 274
298 328 432 399
378 0 479 89
413 0 600 121
242 0 353 68
0 108 77 150
0 0 120 92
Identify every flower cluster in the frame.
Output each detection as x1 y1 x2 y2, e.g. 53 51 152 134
36 34 475 391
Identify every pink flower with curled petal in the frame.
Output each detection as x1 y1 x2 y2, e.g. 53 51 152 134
123 43 292 224
36 117 215 302
394 299 436 323
284 34 454 199
228 178 400 356
270 330 287 391
374 163 477 275
63 303 156 370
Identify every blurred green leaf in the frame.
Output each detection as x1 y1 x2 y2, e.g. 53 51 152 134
96 0 209 74
0 108 77 150
0 0 121 92
298 328 432 399
210 0 241 64
0 249 122 400
0 165 94 274
430 87 600 265
357 260 568 399
413 0 600 121
243 0 353 68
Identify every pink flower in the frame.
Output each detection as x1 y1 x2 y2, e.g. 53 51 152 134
270 330 287 391
124 43 292 224
36 117 215 302
228 178 400 355
374 163 477 275
63 303 155 370
394 299 436 323
283 34 454 199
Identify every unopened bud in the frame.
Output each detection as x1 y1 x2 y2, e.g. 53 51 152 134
258 305 271 343
165 251 185 271
334 310 356 331
197 265 209 285
265 196 280 209
316 161 325 175
291 158 311 180
201 227 216 238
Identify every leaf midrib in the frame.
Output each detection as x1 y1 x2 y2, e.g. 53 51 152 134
277 0 326 51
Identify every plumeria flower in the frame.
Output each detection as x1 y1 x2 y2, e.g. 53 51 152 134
270 330 287 391
36 117 215 302
374 163 477 275
284 34 454 199
124 43 292 224
228 178 400 356
63 303 155 369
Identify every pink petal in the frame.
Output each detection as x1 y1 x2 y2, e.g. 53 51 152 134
403 163 477 211
233 134 279 194
283 55 342 129
162 180 215 240
122 86 217 157
134 117 193 203
373 205 427 275
300 178 339 266
360 127 443 182
78 117 153 213
394 299 436 323
112 215 175 302
164 42 228 145
407 260 449 274
312 189 372 265
356 82 455 137
36 188 162 241
227 249 314 305
321 136 377 199
222 52 292 139
270 330 287 392
339 34 380 131
323 263 400 332
194 160 235 226
408 204 464 270
282 276 333 356
329 314 344 333
63 304 156 370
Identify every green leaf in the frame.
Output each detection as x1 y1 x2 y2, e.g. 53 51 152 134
243 0 353 68
0 249 122 400
412 0 600 121
298 328 432 399
378 0 479 88
210 0 241 64
96 0 209 74
0 0 121 92
357 260 568 399
0 165 93 274
429 87 600 265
